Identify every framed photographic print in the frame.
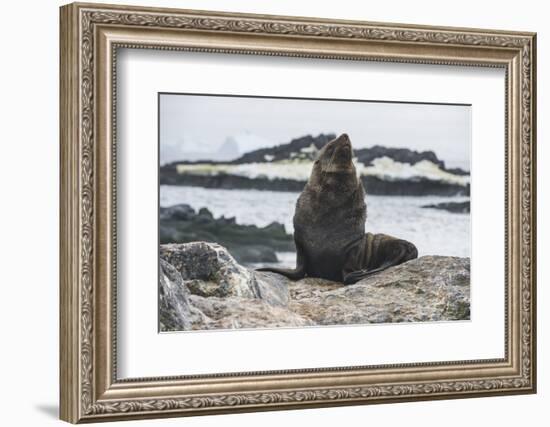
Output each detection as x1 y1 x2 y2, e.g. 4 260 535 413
60 2 537 423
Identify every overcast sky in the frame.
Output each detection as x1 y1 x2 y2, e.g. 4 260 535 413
160 93 471 170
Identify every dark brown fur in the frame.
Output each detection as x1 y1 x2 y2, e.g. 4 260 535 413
258 133 418 284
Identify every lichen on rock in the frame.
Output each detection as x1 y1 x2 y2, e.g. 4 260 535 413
158 258 209 331
159 242 470 332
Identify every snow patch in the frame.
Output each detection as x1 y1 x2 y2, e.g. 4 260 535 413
300 143 318 154
357 157 470 186
176 160 312 181
176 157 469 186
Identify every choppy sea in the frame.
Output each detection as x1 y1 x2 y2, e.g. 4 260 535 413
161 185 470 268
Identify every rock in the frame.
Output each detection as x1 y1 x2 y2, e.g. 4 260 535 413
445 167 470 176
254 271 290 307
356 145 445 170
158 259 208 331
159 204 195 221
196 207 214 223
362 176 469 197
160 171 307 192
160 242 289 304
160 242 259 298
159 243 470 331
161 173 469 196
159 242 293 331
422 201 470 213
211 134 466 176
160 134 470 196
233 133 335 164
188 296 313 330
288 256 470 325
159 204 294 264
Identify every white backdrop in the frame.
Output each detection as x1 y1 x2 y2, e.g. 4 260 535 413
0 0 546 426
117 50 504 378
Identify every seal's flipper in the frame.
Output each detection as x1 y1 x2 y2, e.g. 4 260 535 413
343 265 391 284
343 237 418 285
256 241 306 281
256 266 306 280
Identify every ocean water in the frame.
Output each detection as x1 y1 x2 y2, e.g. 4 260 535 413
160 185 470 264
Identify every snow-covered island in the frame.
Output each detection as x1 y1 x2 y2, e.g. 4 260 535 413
160 134 470 196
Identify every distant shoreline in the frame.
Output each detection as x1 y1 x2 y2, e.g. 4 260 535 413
160 134 470 197
159 175 470 197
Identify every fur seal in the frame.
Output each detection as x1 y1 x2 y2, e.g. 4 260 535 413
258 133 418 284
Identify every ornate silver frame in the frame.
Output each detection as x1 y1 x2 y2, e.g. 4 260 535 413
60 2 536 423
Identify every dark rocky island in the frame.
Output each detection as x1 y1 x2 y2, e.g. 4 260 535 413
363 176 469 196
159 242 471 331
160 134 470 196
160 204 294 264
422 201 470 213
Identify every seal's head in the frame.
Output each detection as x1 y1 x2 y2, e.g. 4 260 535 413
308 133 359 193
315 133 355 174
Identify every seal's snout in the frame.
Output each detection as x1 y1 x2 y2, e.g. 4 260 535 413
335 134 352 155
320 133 355 174
331 134 353 168
337 133 350 144
336 133 352 154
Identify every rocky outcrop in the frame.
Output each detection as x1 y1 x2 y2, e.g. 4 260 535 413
287 256 470 324
159 242 306 331
160 204 294 264
160 134 469 196
363 176 469 197
233 133 335 164
159 243 470 332
161 242 289 305
159 259 208 330
160 172 307 192
422 200 470 213
160 174 469 196
356 145 445 170
233 135 466 175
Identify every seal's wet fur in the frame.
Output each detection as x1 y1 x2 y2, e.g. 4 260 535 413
258 133 418 284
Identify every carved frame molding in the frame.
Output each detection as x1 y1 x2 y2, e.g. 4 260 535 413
60 2 536 423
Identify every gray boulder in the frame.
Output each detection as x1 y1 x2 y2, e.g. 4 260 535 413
188 295 314 330
160 242 289 305
158 259 209 331
159 243 470 331
422 201 470 213
160 242 259 299
288 256 470 325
